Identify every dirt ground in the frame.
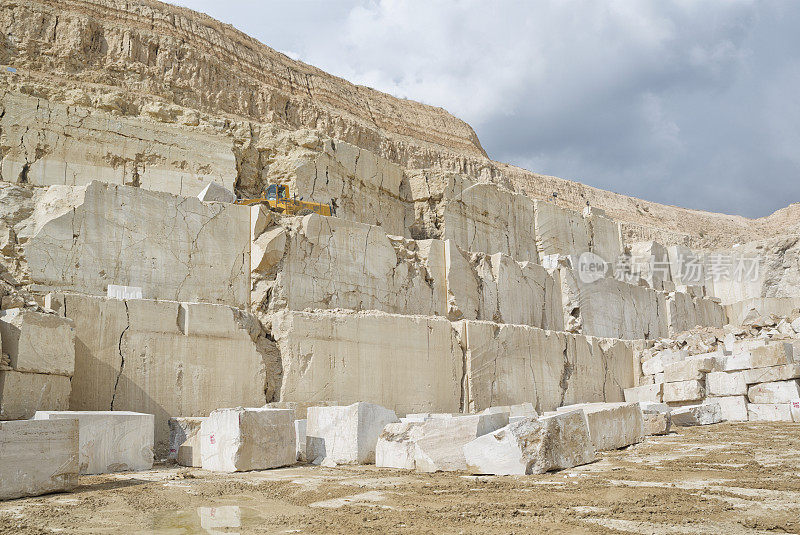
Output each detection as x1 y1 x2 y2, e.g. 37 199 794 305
2 422 799 534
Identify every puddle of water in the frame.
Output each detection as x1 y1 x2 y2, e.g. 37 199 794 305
145 504 304 534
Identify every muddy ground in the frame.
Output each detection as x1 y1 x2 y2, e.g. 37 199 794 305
1 422 799 534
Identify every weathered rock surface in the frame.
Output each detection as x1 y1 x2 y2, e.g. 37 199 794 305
0 308 75 376
34 411 154 474
671 403 723 426
306 402 398 465
0 369 71 420
0 418 79 501
375 421 423 470
463 410 596 475
201 407 295 472
26 182 250 308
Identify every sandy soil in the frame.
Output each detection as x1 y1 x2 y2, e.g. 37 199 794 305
2 422 799 534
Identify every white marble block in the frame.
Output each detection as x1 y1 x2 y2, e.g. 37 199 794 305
413 413 508 473
0 418 79 500
34 411 154 474
295 419 307 462
557 402 644 451
168 417 206 467
0 370 71 420
624 384 663 403
747 380 800 404
375 422 424 469
663 357 716 383
463 411 596 475
707 396 748 421
197 181 236 203
747 344 795 368
481 403 538 419
201 408 295 472
741 364 800 385
306 402 398 465
706 372 747 396
0 309 75 376
663 380 705 403
747 403 793 422
670 403 722 426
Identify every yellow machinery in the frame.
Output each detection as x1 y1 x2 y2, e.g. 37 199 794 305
235 184 332 216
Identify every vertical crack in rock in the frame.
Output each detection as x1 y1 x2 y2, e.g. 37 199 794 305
110 299 131 410
558 340 573 408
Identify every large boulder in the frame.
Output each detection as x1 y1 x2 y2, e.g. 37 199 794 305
463 410 596 475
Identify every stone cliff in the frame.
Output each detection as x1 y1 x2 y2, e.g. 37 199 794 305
2 0 798 249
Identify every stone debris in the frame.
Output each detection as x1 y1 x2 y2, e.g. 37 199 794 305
558 402 645 451
168 417 206 468
412 413 509 473
306 403 399 466
670 403 723 426
34 411 154 474
463 410 596 475
0 418 79 501
200 408 295 473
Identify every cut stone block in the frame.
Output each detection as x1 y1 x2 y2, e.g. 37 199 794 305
706 372 748 396
168 417 206 467
0 419 79 501
643 412 671 435
747 380 800 404
624 384 663 403
295 419 307 462
557 402 644 451
747 344 795 368
197 181 236 204
741 364 800 385
671 403 722 426
306 402 398 465
722 353 754 372
707 396 748 422
642 350 687 376
0 370 70 420
375 422 424 470
201 408 295 472
663 380 705 403
34 411 154 474
663 357 716 383
413 413 509 473
0 309 75 376
638 402 671 414
747 403 793 422
790 400 800 422
481 403 539 418
107 285 143 300
463 410 596 475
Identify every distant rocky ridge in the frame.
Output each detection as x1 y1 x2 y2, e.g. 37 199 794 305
1 0 799 249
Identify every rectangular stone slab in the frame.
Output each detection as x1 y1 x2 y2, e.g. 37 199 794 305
747 380 800 404
0 370 70 420
200 408 295 472
747 403 793 422
707 396 749 421
671 403 722 426
624 384 663 403
34 411 154 474
706 372 747 396
306 402 399 465
375 422 424 470
0 419 79 501
663 380 705 403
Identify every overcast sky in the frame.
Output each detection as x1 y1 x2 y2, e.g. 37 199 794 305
175 0 800 218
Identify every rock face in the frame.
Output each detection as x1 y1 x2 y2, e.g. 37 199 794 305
305 402 398 465
62 293 278 454
0 418 79 501
26 182 250 308
200 408 295 472
33 411 154 474
463 410 596 475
